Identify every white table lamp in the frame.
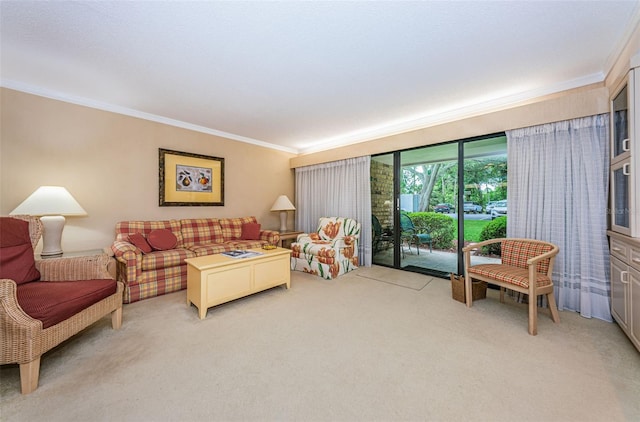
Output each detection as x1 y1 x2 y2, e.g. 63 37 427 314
10 186 87 257
270 195 296 232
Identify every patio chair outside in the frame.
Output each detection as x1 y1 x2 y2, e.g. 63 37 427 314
400 211 432 254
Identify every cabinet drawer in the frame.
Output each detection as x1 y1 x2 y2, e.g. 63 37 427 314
631 246 640 271
611 238 630 262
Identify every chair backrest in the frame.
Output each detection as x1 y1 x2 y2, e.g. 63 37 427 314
316 217 361 241
400 212 415 233
0 216 42 284
372 215 382 236
502 239 554 274
9 215 42 250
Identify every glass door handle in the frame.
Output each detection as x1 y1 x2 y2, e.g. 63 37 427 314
622 138 630 152
623 163 631 176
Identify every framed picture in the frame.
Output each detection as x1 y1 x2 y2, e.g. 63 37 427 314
159 148 224 206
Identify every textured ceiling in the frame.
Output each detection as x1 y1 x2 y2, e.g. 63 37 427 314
1 1 639 154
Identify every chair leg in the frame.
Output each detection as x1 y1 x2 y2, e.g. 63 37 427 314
528 298 538 335
112 307 123 329
547 292 560 323
20 357 41 394
500 287 505 303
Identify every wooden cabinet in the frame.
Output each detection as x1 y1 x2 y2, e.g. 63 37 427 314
611 255 628 330
608 233 640 351
610 67 639 236
609 64 640 352
631 266 640 349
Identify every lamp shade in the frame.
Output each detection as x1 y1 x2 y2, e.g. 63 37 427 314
10 186 87 216
10 186 87 256
270 195 295 233
270 195 296 211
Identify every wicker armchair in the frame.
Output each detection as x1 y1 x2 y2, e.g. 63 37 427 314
0 216 123 394
463 238 559 335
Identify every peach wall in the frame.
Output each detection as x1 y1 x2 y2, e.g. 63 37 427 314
0 88 296 253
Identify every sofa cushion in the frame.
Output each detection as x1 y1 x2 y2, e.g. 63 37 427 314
188 243 233 257
115 220 184 247
468 264 551 289
128 233 152 254
17 279 117 329
0 217 41 285
148 229 178 251
141 248 195 271
241 222 261 240
220 216 257 241
180 219 224 246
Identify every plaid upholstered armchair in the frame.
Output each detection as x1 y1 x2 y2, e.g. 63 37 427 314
463 238 559 335
291 217 360 279
0 216 123 394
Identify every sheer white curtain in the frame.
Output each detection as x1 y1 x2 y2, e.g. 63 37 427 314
295 156 372 266
506 114 611 321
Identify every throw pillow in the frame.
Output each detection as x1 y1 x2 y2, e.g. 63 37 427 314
128 233 152 254
0 217 41 284
147 229 178 251
240 223 261 240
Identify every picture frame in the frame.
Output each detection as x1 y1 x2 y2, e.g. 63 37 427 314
159 148 224 206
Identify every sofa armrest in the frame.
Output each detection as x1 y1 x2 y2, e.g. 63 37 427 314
111 240 142 284
36 254 113 281
295 233 311 243
292 234 359 261
0 278 42 332
111 240 138 256
259 230 280 245
1 278 42 367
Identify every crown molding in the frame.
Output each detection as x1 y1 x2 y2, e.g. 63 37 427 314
298 72 604 154
0 80 299 154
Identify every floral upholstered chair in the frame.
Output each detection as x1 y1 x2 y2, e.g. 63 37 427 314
290 217 360 279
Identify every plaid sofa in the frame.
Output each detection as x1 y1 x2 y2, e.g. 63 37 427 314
111 217 279 303
290 217 360 280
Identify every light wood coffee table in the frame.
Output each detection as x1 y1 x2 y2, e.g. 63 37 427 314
185 247 291 319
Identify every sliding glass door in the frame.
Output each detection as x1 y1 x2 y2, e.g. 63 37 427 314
461 136 508 271
371 134 506 277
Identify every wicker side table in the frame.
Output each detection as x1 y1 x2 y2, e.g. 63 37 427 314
36 249 115 279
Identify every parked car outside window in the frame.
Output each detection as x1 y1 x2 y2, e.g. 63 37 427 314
463 202 483 213
491 200 508 219
434 203 454 213
485 201 499 214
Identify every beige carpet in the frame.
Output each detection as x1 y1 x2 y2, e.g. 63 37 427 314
356 266 433 290
2 266 639 421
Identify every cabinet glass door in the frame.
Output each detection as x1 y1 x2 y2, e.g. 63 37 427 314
611 159 631 234
612 83 630 163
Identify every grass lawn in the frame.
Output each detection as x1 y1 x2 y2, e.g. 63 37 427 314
454 219 490 242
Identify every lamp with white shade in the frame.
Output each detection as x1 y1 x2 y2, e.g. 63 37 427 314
270 195 296 232
10 186 87 257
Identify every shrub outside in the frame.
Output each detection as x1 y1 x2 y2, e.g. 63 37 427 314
478 216 507 255
408 212 455 250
